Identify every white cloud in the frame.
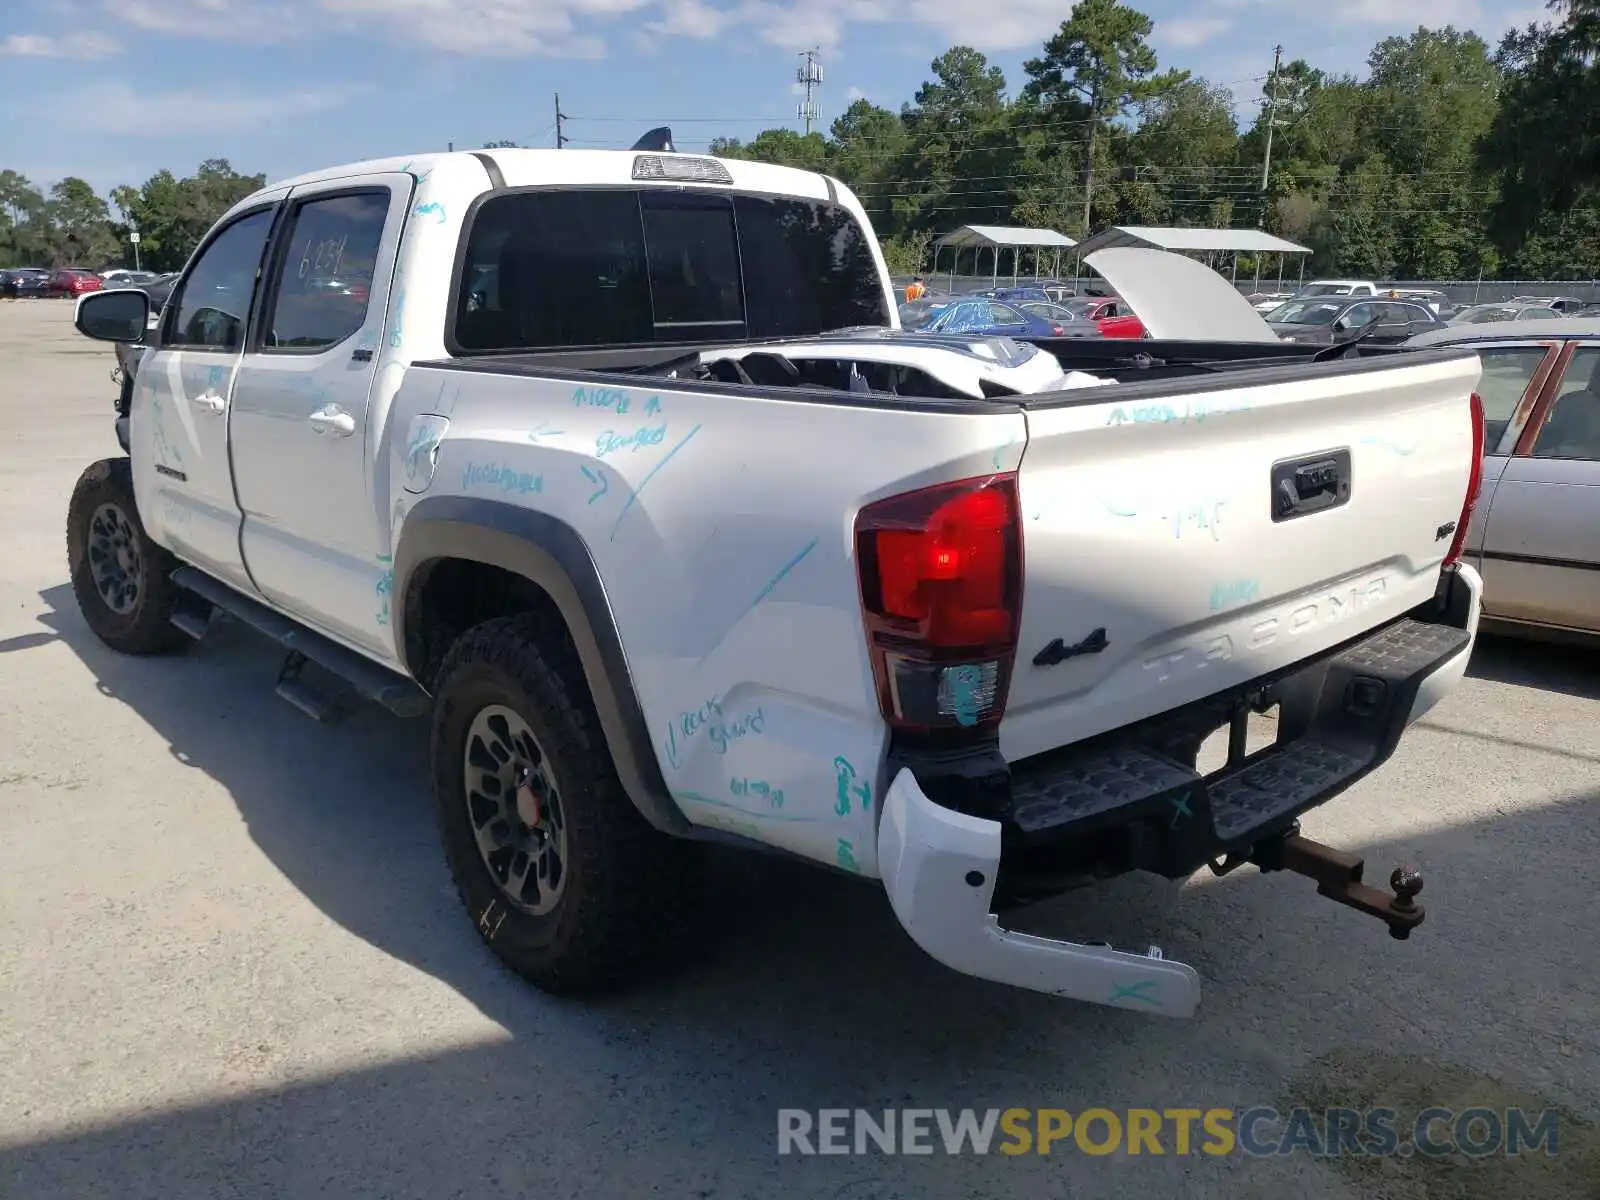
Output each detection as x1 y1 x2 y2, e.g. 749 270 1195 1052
44 82 365 136
1159 16 1231 48
0 31 122 57
641 0 730 37
846 85 868 101
89 0 1563 63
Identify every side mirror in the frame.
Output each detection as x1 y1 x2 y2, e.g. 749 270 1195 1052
1332 318 1351 333
75 289 150 344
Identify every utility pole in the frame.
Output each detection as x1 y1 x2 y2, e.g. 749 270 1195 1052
554 93 569 149
1081 90 1098 238
1260 44 1284 193
795 48 822 135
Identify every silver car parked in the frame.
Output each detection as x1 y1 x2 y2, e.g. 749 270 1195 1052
1405 318 1600 640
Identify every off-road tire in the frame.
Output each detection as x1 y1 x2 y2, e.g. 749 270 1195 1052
430 612 702 995
66 457 189 656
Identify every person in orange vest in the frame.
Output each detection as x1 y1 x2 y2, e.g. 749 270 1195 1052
905 276 926 303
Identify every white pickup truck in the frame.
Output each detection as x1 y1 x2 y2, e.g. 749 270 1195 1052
68 138 1487 1018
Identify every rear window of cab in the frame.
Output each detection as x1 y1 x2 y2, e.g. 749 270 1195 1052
449 188 889 353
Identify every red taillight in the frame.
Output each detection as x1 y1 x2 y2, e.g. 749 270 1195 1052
1051 323 1065 335
1443 390 1485 569
855 474 1022 734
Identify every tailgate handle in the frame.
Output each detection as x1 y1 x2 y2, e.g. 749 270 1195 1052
1272 449 1352 522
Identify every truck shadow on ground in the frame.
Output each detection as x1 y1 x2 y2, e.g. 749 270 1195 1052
8 584 1598 1199
1465 631 1600 702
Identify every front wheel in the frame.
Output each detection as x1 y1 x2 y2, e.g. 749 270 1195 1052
66 457 189 655
430 612 702 996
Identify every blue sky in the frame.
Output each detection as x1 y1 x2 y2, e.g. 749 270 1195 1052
1 0 1546 208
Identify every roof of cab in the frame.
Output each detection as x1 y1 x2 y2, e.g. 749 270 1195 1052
252 147 841 206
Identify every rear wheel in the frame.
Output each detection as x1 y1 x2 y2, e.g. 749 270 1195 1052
430 612 702 995
66 457 188 655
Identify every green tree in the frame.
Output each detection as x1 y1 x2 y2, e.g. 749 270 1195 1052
46 177 118 267
895 47 1018 259
1118 76 1239 226
1022 0 1175 232
0 170 49 266
114 159 266 272
1481 2 1600 257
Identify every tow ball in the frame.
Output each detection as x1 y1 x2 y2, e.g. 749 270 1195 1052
1249 822 1426 939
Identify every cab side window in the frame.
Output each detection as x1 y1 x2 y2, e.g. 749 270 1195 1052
1530 347 1600 461
265 192 387 351
1475 346 1550 454
165 209 275 351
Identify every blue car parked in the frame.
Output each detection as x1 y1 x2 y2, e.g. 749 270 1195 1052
916 296 1076 338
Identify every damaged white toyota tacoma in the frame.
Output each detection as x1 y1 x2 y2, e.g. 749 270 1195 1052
67 134 1486 1017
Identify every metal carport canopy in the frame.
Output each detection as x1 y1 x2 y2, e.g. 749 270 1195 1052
930 225 1077 287
1073 226 1309 256
933 224 1078 251
1073 226 1311 290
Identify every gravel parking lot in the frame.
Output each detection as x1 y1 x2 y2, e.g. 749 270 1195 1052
1 299 1596 1200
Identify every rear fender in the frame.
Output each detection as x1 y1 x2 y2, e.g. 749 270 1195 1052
393 495 691 836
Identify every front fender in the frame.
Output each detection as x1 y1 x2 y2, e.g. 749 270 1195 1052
393 495 691 836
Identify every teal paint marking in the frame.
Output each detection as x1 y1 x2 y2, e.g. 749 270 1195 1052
1169 791 1193 829
833 756 871 816
1209 577 1260 611
1106 398 1254 427
644 396 662 416
945 664 984 727
413 201 445 224
696 536 818 665
1110 981 1162 1007
746 538 817 611
388 288 405 348
1359 436 1417 457
836 839 860 873
462 462 543 496
526 422 564 442
579 464 608 504
729 776 785 810
1102 498 1140 518
609 422 702 542
674 791 817 822
374 554 394 626
596 423 668 458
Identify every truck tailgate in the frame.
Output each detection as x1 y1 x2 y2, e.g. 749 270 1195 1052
1003 351 1482 763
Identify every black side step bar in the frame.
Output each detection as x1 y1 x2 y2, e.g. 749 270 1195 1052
170 567 429 719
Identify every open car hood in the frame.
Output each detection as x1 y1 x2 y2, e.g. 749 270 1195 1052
1083 247 1281 343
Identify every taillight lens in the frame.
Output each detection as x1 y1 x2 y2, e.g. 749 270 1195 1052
855 474 1022 735
1443 390 1485 569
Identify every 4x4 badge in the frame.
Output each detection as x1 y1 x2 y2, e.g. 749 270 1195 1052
1034 626 1109 667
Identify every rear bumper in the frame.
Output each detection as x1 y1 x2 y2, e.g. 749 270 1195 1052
876 563 1481 1014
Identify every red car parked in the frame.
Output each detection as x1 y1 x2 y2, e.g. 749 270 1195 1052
1061 296 1147 339
45 268 105 299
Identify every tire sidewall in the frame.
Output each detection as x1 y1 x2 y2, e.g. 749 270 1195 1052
68 461 161 644
432 658 593 965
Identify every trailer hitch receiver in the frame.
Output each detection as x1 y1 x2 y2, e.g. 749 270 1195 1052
1253 827 1425 939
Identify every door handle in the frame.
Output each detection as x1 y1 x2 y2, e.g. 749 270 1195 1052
192 391 226 414
309 404 356 437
